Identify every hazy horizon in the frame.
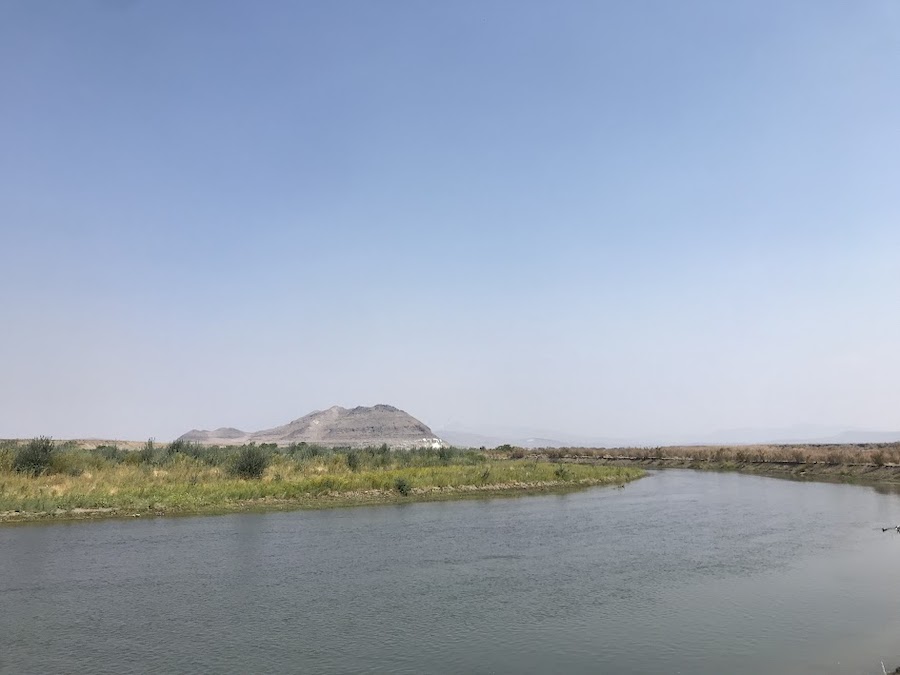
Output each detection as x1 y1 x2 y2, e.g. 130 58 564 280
2 1 898 442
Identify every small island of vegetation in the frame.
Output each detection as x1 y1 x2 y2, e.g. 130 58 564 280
0 438 643 523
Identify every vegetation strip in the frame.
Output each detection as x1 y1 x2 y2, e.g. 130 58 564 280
0 439 643 523
509 444 900 484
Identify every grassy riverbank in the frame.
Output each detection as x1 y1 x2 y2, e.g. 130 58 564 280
0 440 643 523
506 443 900 484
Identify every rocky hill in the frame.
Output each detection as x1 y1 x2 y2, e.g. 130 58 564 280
178 405 444 448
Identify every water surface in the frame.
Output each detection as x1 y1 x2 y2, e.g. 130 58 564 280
2 470 900 674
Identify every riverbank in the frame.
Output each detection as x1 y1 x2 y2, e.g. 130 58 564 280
0 442 642 523
0 476 636 524
513 443 900 485
565 456 900 484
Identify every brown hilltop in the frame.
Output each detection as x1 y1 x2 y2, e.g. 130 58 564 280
179 404 444 448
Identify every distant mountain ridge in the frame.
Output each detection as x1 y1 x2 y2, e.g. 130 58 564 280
179 405 444 448
437 425 900 449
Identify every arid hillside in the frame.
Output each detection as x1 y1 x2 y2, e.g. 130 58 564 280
178 404 444 448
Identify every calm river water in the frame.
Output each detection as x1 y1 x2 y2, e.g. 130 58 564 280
2 470 900 674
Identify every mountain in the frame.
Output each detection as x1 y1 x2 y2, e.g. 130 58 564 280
178 405 444 448
437 430 588 449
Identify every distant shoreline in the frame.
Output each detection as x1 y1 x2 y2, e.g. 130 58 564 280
582 456 900 483
524 445 900 485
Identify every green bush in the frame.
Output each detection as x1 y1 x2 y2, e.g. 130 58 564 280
166 439 188 457
228 445 269 479
95 444 123 463
14 437 55 475
394 476 411 495
165 439 217 464
139 439 156 465
49 450 87 476
288 442 325 461
0 441 15 472
194 445 229 466
122 451 143 466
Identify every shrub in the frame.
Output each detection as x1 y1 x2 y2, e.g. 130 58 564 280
165 439 215 463
394 477 411 495
228 445 269 479
198 446 229 466
95 444 123 463
49 450 88 476
289 442 324 461
826 450 846 465
0 444 13 472
139 439 156 465
554 465 570 480
14 437 55 475
166 439 185 456
346 452 360 471
368 445 391 467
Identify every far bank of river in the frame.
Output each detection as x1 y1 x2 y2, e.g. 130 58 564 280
562 455 900 486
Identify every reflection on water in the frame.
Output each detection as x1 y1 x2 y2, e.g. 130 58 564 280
2 470 900 675
867 482 900 497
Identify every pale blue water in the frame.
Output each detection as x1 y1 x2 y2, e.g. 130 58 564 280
2 470 900 674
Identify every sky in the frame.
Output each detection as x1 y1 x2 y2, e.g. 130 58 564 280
1 0 899 443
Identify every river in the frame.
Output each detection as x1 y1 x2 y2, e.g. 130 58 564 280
2 470 900 674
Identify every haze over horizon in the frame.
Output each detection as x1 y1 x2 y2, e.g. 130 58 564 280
2 1 898 443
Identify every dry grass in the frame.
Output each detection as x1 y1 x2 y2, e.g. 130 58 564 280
498 443 900 466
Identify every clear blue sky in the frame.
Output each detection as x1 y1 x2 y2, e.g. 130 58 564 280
2 1 898 442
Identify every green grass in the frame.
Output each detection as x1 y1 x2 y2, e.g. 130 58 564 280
0 443 643 521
